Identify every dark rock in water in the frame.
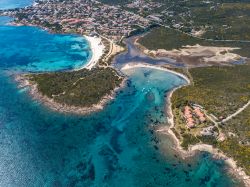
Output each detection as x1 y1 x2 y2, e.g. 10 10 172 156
61 123 69 131
146 91 155 101
67 176 79 187
183 170 189 176
76 161 87 173
110 129 123 154
95 122 107 133
126 80 132 87
98 145 119 178
88 164 95 181
52 180 62 187
199 175 210 185
80 163 95 181
154 145 159 150
144 71 151 77
67 145 77 150
187 163 191 167
165 167 171 172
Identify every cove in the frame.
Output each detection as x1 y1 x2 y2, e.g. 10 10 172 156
0 17 92 72
0 66 241 186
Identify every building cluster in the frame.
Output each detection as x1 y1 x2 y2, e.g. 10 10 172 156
126 0 162 14
2 0 151 42
183 105 206 128
200 126 218 137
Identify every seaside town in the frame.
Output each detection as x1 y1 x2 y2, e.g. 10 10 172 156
0 0 153 42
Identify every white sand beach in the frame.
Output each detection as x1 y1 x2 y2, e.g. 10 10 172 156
83 35 105 70
121 63 190 84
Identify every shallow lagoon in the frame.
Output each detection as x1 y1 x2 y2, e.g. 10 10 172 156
0 17 92 72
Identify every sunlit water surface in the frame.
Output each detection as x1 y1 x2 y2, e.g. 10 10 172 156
0 1 243 187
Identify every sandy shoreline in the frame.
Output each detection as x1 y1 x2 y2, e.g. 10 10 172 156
121 63 190 84
82 36 105 70
134 37 247 67
15 74 126 115
123 63 250 186
8 22 105 70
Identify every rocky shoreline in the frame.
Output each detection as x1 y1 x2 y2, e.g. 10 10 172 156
158 71 250 187
15 74 126 115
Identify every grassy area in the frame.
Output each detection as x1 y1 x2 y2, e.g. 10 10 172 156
138 27 250 58
136 0 250 41
218 138 250 176
170 64 250 174
171 64 250 118
217 106 250 175
172 107 214 150
189 2 250 41
29 67 122 107
222 105 250 144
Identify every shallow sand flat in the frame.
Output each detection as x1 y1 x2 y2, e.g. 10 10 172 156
143 44 243 66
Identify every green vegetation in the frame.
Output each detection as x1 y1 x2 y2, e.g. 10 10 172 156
188 2 250 41
138 27 250 57
172 64 250 118
218 138 250 175
172 107 214 149
170 64 250 174
29 67 122 107
222 105 250 145
216 107 250 175
134 0 250 41
181 133 200 150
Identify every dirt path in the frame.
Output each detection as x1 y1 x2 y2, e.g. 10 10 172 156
222 100 250 123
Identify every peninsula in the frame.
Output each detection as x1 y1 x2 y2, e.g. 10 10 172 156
136 24 250 186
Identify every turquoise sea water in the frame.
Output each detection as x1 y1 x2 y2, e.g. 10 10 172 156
0 67 240 187
0 17 92 72
0 1 243 187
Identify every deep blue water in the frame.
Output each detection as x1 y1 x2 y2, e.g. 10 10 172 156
0 1 243 187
